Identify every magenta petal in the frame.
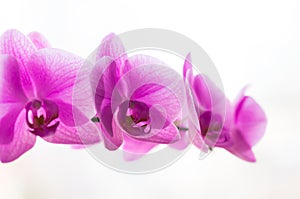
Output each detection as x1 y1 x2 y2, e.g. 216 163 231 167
193 75 227 113
97 104 123 150
131 83 181 125
43 121 100 144
112 65 185 115
136 123 180 144
0 109 36 163
192 129 208 150
123 54 165 75
0 30 36 63
183 53 193 84
226 129 257 162
0 55 27 103
170 131 190 150
115 100 180 144
192 75 213 110
0 30 36 97
235 96 267 147
96 33 127 67
72 57 97 120
0 104 24 144
53 100 89 127
90 56 114 101
94 60 120 114
27 48 84 101
27 32 51 49
123 134 158 161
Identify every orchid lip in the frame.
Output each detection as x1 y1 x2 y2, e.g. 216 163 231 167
127 100 152 135
25 99 59 137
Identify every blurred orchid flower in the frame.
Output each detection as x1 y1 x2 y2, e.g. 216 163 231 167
0 30 99 162
183 53 267 162
92 33 184 159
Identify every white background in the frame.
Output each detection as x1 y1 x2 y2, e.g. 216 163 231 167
0 0 299 198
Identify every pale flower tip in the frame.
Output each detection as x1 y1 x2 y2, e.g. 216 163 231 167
183 52 193 81
245 155 257 163
27 31 51 49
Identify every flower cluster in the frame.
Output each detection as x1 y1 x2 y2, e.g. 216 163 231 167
0 30 267 163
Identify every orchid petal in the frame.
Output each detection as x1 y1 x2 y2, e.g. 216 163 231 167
93 59 119 114
136 123 180 144
0 55 27 103
90 57 113 109
183 53 194 84
43 121 100 144
53 100 89 127
27 31 51 49
123 54 165 75
193 74 226 114
0 29 36 97
96 33 127 67
0 109 36 163
27 48 84 101
131 83 180 126
97 103 123 150
192 129 208 151
123 134 158 161
72 58 96 119
116 100 180 144
192 75 212 110
169 131 190 150
226 129 256 162
235 96 267 147
0 104 24 144
114 65 184 123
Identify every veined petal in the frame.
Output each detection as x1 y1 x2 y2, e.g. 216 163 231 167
0 29 36 97
93 59 119 114
0 55 27 103
0 109 36 163
123 133 158 161
96 33 127 67
43 121 100 144
90 56 114 96
123 54 165 75
135 123 180 144
27 31 51 49
53 100 89 127
114 65 184 123
72 58 96 119
27 48 84 101
234 96 267 147
131 83 181 125
88 57 113 119
0 103 24 144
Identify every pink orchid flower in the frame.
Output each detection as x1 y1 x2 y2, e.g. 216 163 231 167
0 30 99 162
183 54 267 162
91 33 184 158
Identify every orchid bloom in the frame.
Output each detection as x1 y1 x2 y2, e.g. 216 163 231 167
183 53 267 162
0 30 99 162
91 33 184 159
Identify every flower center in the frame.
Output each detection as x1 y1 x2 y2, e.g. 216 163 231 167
200 111 222 137
126 100 151 134
25 99 59 137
